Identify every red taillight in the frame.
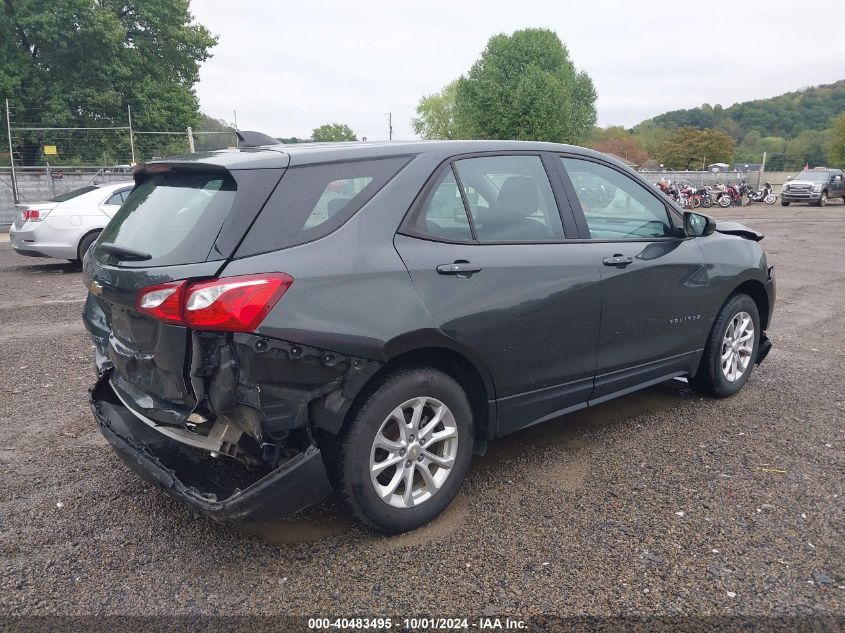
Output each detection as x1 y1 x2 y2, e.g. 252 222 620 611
135 273 293 332
185 273 293 331
23 209 40 222
136 280 187 324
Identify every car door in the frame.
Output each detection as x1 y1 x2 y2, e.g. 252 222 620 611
99 187 132 218
555 155 712 402
394 153 602 435
832 171 845 197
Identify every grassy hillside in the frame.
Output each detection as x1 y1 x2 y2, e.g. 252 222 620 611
635 81 845 170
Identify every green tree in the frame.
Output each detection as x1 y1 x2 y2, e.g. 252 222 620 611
452 28 596 144
194 113 237 152
827 112 845 168
412 80 465 140
1 0 217 165
631 120 672 160
657 127 736 170
311 123 357 142
590 126 649 166
785 130 827 170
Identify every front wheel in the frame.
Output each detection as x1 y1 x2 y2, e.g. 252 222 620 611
718 195 731 208
691 294 760 398
764 194 777 205
333 367 473 534
781 199 790 207
818 192 827 207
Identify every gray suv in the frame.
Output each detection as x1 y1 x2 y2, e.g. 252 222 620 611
780 168 845 206
84 137 775 533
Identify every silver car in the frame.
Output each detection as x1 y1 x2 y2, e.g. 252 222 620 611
9 181 133 263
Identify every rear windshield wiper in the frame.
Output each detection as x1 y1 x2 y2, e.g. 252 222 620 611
97 242 152 261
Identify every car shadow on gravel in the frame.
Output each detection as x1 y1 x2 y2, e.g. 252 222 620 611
239 379 690 547
477 378 689 465
7 260 81 274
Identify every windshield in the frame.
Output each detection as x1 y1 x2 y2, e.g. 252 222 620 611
50 186 98 202
94 171 236 267
791 172 829 182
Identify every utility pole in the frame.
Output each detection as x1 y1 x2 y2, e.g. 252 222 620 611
233 109 239 132
5 98 18 203
127 104 136 164
388 112 393 141
187 127 195 153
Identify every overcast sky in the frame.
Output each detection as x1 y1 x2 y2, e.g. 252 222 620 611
191 0 845 141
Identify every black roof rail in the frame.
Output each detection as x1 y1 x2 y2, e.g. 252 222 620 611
235 131 280 148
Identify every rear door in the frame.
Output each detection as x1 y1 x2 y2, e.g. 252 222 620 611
555 155 712 401
83 164 285 425
395 153 602 435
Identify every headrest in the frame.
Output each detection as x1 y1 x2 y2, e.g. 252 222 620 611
492 176 539 218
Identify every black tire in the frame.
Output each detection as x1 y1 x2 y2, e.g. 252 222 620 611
781 199 790 207
817 192 827 207
77 231 100 263
691 293 760 398
332 366 473 534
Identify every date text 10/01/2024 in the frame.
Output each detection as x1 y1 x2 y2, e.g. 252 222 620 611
307 617 528 630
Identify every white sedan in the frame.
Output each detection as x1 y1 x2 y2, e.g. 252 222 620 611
9 181 133 263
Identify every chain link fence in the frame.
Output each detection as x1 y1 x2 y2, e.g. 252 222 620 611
2 101 239 227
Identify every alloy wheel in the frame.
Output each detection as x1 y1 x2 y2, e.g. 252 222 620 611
369 397 459 509
721 311 754 382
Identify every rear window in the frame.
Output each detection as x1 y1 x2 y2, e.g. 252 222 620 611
50 186 98 202
94 172 236 267
236 156 410 256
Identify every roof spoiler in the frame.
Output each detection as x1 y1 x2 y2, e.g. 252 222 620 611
236 131 280 148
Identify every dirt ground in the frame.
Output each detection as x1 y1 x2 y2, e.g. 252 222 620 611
0 202 843 629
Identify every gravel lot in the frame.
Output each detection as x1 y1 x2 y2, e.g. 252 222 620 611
1 203 843 628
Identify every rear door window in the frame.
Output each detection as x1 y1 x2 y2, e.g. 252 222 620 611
237 156 411 256
453 155 564 242
94 172 237 266
415 168 474 242
105 190 129 206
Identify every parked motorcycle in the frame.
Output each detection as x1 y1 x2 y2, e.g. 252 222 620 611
718 183 745 207
745 182 777 205
698 187 714 208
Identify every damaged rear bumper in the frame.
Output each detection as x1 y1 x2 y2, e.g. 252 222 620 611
90 372 333 522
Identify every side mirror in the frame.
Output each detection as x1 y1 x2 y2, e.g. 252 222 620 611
684 211 716 237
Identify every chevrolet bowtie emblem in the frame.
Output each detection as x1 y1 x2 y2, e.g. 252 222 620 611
90 280 104 296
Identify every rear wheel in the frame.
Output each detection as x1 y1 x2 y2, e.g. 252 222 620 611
332 366 473 534
718 195 731 208
764 194 777 204
691 293 760 398
76 231 100 263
